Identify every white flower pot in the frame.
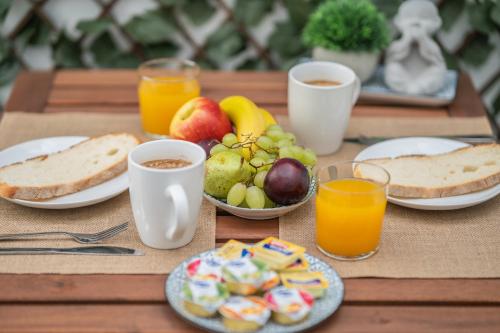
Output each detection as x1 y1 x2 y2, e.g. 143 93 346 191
312 47 380 82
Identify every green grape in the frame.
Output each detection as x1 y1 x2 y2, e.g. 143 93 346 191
302 148 317 166
267 130 286 142
266 158 275 164
222 133 238 147
227 183 247 206
239 201 249 208
250 157 265 168
266 124 283 132
268 153 277 160
279 146 294 159
290 145 304 157
253 171 267 188
277 139 292 148
245 186 265 209
210 143 228 155
230 146 244 156
256 136 274 150
264 192 276 208
285 132 296 143
253 150 270 160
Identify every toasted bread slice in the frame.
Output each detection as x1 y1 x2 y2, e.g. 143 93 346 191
355 143 500 198
0 133 140 200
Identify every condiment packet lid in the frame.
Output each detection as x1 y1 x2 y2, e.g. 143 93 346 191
219 296 271 325
186 257 224 281
182 280 229 313
264 287 314 321
216 240 253 261
252 237 305 269
280 271 329 290
259 270 280 292
222 258 266 285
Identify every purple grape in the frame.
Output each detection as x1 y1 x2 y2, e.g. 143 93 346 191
264 158 310 205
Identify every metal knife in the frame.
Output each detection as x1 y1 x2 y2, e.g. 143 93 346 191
0 246 144 256
344 135 497 145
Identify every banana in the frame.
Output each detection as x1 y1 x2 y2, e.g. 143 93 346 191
259 107 277 129
219 96 268 160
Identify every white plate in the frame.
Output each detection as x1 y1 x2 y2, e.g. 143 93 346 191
0 136 129 209
204 177 317 220
354 137 500 210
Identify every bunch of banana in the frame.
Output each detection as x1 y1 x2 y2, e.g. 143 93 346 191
219 96 276 160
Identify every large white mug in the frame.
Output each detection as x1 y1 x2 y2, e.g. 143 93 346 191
288 61 361 155
128 140 205 249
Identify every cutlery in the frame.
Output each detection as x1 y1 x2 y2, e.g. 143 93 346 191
0 222 128 244
345 135 497 146
0 246 144 256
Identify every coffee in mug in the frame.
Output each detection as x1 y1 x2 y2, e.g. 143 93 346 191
142 159 192 169
303 79 341 86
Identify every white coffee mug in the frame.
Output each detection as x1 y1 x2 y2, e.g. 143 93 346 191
288 61 361 155
128 140 205 249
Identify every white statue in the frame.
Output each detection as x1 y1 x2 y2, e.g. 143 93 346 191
384 0 447 95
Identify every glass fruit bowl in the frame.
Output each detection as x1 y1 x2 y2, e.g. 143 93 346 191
204 177 317 220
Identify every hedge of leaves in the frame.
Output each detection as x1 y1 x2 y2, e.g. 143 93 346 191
0 0 498 117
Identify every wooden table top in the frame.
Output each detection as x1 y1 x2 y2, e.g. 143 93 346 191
2 70 500 333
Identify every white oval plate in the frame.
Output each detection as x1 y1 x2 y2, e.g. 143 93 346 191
204 177 317 220
0 136 129 209
354 137 500 210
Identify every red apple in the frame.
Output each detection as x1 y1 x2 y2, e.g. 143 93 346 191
170 97 233 142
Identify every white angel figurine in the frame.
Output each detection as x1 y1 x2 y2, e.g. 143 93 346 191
384 0 447 95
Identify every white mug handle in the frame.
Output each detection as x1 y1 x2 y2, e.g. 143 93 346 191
352 76 361 105
163 184 189 240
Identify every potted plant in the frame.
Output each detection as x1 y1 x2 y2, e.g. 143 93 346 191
302 0 390 82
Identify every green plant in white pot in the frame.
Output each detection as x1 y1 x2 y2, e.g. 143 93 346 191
303 0 390 82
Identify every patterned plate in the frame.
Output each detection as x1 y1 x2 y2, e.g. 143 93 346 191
165 249 344 333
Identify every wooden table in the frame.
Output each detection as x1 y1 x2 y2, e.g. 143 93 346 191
2 70 500 332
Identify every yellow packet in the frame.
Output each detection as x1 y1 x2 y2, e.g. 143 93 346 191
252 237 305 270
216 240 252 260
280 272 329 298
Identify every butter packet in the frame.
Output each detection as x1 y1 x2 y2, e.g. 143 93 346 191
252 237 305 270
278 254 309 273
280 272 329 298
216 240 253 261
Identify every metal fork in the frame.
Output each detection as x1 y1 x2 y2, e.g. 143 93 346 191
0 222 128 244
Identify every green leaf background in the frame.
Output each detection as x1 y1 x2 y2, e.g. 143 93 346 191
0 0 499 119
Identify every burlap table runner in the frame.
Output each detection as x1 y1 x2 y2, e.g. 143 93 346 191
0 112 215 274
278 115 500 278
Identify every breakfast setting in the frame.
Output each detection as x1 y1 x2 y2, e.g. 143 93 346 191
0 0 499 332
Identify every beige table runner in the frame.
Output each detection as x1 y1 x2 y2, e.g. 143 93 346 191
278 115 500 278
0 112 215 274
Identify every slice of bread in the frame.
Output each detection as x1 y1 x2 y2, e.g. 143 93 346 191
354 143 500 198
0 133 140 200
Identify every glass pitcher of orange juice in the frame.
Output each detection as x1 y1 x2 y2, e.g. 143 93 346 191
316 161 390 261
138 58 200 138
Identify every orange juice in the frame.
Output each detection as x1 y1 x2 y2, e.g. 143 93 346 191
316 178 387 258
138 77 200 136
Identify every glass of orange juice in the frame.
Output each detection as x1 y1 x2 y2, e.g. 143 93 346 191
316 161 390 261
138 58 200 138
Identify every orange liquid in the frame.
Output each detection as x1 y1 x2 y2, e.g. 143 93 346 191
316 178 387 257
138 77 200 136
